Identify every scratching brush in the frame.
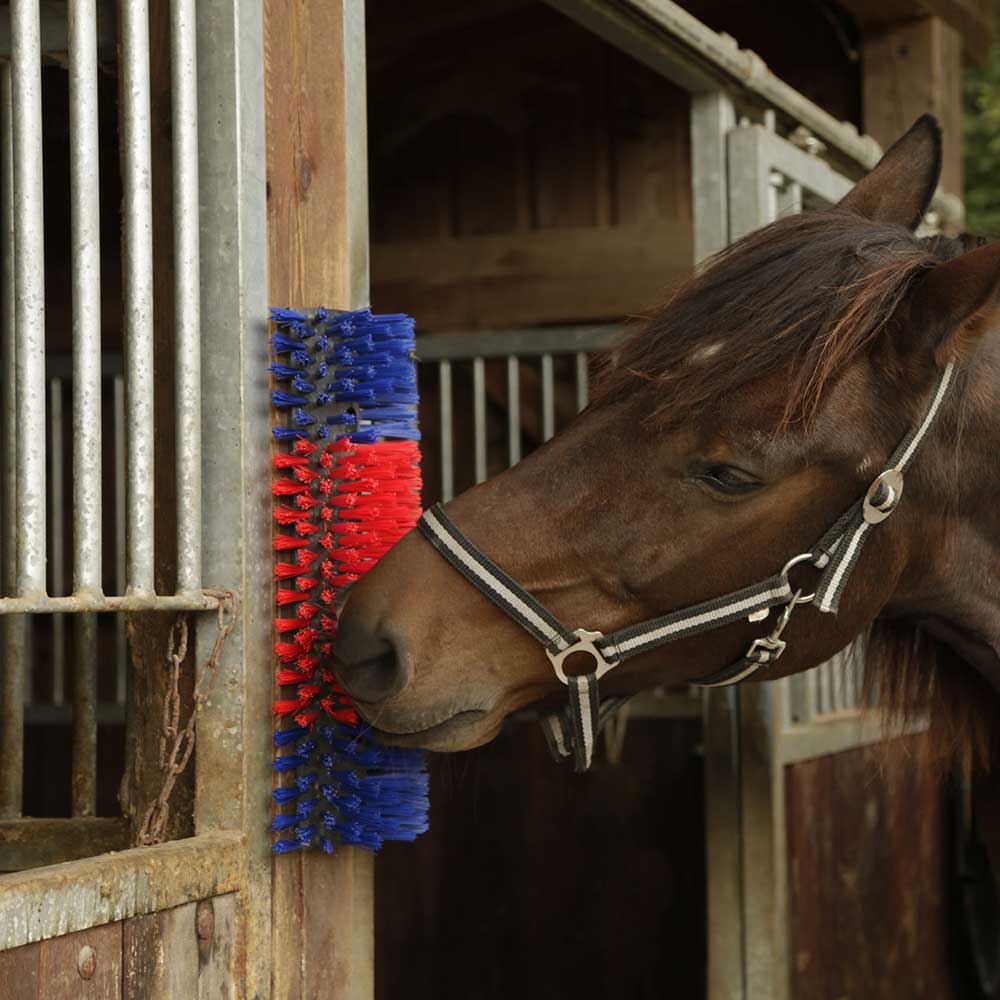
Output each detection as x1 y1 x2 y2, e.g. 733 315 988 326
268 307 429 854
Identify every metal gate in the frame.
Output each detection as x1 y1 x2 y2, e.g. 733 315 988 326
0 0 271 994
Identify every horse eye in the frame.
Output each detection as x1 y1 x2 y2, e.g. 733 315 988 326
697 464 762 495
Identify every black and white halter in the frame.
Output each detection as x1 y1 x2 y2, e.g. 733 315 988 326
417 362 957 771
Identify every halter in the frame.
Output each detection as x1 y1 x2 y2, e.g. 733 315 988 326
417 362 957 771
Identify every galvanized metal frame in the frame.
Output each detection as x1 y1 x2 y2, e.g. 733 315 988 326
0 0 272 991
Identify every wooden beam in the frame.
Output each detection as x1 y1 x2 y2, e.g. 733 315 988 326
0 817 129 872
373 223 692 331
264 2 375 998
860 16 964 197
837 0 994 65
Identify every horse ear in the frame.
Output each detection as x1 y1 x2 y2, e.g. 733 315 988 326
837 115 941 230
909 241 1000 364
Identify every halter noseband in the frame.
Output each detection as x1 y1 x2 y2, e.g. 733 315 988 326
417 362 957 771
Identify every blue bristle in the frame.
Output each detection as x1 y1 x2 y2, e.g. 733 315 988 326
268 306 430 857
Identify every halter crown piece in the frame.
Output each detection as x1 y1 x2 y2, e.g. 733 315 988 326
417 362 958 772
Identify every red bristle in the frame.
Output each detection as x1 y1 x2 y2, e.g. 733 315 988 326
273 699 302 717
295 521 319 537
319 615 337 634
272 479 310 496
277 668 308 685
294 709 319 728
276 588 303 606
273 453 311 469
273 505 312 524
294 494 320 509
295 654 320 673
275 618 307 633
274 562 305 579
296 603 319 620
293 627 317 651
295 576 318 591
292 438 318 456
323 704 358 725
273 535 310 550
275 642 303 663
297 683 321 702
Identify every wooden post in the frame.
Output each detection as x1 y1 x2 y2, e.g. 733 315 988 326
264 2 374 998
861 16 964 196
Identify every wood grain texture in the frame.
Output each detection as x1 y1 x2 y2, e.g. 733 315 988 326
787 736 959 999
861 16 964 196
123 904 199 1000
38 921 123 1000
265 2 374 998
0 940 40 999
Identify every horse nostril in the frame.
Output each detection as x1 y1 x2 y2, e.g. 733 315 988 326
335 618 407 704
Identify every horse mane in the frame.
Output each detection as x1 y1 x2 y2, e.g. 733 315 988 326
597 209 1000 770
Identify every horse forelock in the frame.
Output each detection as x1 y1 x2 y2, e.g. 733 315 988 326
595 210 960 430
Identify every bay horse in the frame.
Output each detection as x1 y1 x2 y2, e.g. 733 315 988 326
335 115 1000 774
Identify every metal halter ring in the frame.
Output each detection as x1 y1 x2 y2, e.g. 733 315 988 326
780 552 817 605
545 628 620 685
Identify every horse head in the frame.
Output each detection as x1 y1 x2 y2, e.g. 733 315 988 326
335 116 1000 765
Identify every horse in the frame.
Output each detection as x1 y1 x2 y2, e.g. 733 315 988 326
334 114 1000 776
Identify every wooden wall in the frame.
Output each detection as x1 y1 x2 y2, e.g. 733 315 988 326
367 1 693 331
374 719 706 1000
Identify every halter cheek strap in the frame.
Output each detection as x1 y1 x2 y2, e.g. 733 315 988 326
416 362 957 771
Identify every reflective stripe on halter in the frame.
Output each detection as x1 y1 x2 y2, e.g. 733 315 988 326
416 362 957 771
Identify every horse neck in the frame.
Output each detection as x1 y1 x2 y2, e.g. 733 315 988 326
892 344 1000 688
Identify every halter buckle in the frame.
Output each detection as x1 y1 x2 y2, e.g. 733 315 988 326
546 628 620 685
863 468 904 524
744 593 799 665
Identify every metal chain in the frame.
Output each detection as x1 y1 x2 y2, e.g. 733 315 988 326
137 589 238 846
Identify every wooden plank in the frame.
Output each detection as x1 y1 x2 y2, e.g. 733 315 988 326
197 894 238 1000
0 817 129 872
265 1 374 997
0 940 40 999
123 903 198 1000
861 16 964 196
0 831 242 950
838 0 994 64
38 921 122 1000
786 735 958 998
372 223 692 330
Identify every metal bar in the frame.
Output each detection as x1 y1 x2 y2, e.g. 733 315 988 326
172 0 202 594
0 592 222 614
507 356 520 467
541 353 555 441
49 377 65 704
0 2 117 61
690 91 734 262
472 357 486 484
121 0 155 594
11 0 46 597
69 0 103 597
0 63 23 819
575 352 589 412
416 324 621 361
0 64 12 600
0 830 243 949
439 360 453 502
71 612 98 816
114 374 127 703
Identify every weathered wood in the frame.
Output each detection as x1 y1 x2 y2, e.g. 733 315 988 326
123 903 198 1000
0 817 128 871
786 736 957 999
197 893 238 1000
861 16 964 196
0 831 242 951
838 0 994 64
38 921 123 999
373 224 691 331
265 1 374 997
0 940 40 998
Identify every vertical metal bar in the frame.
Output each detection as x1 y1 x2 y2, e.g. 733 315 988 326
172 0 202 593
0 63 25 819
114 375 127 703
11 0 47 597
472 357 486 484
70 0 103 596
121 0 155 594
49 378 65 705
439 360 453 502
506 356 520 467
691 91 735 264
575 352 589 413
541 353 555 441
71 611 98 816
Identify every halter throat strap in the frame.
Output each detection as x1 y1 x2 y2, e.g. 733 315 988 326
416 362 957 770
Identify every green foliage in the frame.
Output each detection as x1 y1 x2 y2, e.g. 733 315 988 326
964 0 1000 234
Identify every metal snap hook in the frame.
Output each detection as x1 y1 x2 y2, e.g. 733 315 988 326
780 552 817 604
